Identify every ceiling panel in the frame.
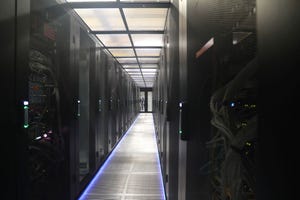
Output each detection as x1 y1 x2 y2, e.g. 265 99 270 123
74 8 125 31
141 64 158 68
123 64 140 68
141 69 157 72
125 69 141 72
138 58 159 64
121 0 169 2
132 34 163 46
68 0 116 2
70 0 169 88
97 34 131 47
124 8 168 30
117 58 137 64
109 48 135 57
136 49 161 57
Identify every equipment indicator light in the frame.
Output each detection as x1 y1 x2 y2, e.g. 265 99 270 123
35 136 42 140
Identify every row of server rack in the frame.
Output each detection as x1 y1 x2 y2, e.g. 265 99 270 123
153 0 257 200
2 0 140 199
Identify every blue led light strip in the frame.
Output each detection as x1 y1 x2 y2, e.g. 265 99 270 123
151 114 167 200
78 114 140 200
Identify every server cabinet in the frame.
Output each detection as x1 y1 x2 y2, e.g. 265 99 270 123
94 46 107 165
99 50 109 159
184 0 257 199
27 0 71 199
1 0 30 199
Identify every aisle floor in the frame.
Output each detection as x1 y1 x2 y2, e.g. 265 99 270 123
79 113 165 200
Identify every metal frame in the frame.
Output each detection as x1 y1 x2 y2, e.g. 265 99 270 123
91 30 164 34
67 0 170 87
106 46 162 49
69 2 170 9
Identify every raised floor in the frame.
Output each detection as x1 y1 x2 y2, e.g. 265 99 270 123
79 113 166 200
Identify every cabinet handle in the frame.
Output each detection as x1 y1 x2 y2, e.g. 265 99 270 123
77 100 81 117
179 101 188 140
23 101 29 128
98 99 102 112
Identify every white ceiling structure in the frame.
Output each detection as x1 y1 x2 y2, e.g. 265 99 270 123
66 0 170 88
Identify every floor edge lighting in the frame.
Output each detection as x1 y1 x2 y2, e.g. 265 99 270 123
78 114 140 200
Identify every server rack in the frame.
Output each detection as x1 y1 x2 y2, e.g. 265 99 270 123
153 0 258 199
3 0 140 199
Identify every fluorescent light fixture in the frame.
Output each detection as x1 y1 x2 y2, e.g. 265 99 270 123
123 64 139 68
142 69 157 72
132 34 163 47
117 58 137 64
68 0 116 2
125 68 141 72
136 49 161 57
124 8 168 30
109 48 135 57
121 0 169 2
141 64 158 68
138 58 159 64
74 8 125 31
96 34 131 47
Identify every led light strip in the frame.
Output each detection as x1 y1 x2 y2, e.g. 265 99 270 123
78 114 140 200
151 114 167 200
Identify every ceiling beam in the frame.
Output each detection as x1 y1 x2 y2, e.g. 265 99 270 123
91 30 164 34
115 56 160 58
69 2 170 9
121 63 159 65
118 7 146 87
106 46 162 49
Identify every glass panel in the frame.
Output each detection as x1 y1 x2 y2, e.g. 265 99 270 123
136 49 161 57
124 8 168 30
142 69 157 72
109 48 135 57
121 0 169 2
74 9 125 30
117 58 137 64
96 34 131 47
138 58 159 64
143 76 156 79
125 68 141 72
141 64 158 69
132 34 163 47
123 64 140 68
144 79 155 81
68 0 116 2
